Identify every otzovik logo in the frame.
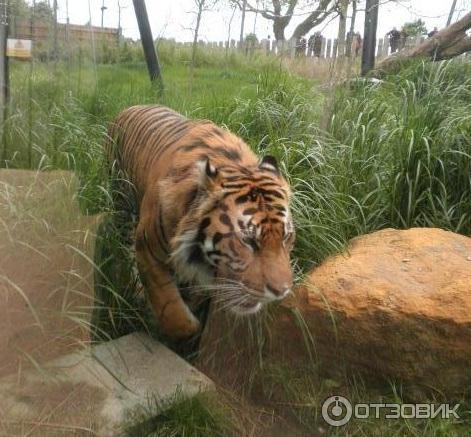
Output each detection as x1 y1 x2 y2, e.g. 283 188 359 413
321 396 461 427
322 396 353 427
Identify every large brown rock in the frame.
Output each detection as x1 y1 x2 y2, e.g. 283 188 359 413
297 227 471 396
198 228 471 399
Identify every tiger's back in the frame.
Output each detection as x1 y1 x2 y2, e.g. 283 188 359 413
106 105 259 203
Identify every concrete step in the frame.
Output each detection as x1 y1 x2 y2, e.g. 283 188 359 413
0 333 214 436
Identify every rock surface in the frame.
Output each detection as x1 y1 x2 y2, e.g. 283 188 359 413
0 333 214 436
296 227 471 396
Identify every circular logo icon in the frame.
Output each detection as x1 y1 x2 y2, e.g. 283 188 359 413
322 396 353 427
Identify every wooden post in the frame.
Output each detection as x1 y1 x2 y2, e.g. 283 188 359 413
28 0 36 168
118 0 126 44
132 0 163 87
332 38 338 60
65 0 70 42
320 37 326 59
53 0 58 61
382 35 389 57
0 0 8 166
290 38 296 58
377 38 383 59
361 0 379 76
101 0 107 28
239 0 247 47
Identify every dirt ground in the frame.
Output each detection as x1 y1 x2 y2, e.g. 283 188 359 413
0 170 100 380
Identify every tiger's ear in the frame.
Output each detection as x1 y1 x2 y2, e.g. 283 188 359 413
259 155 279 173
197 158 221 189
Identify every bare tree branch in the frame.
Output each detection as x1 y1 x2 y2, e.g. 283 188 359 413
291 0 339 40
232 0 340 41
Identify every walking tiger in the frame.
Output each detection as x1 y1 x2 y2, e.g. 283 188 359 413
105 105 295 339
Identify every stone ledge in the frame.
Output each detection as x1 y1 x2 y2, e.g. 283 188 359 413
0 333 214 436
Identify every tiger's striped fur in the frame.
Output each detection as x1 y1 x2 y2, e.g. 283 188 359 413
106 105 295 339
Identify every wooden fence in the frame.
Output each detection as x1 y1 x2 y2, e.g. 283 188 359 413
178 36 426 60
10 20 119 46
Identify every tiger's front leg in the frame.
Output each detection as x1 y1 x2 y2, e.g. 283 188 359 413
135 223 200 340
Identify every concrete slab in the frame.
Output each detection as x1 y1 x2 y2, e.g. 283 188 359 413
0 333 214 436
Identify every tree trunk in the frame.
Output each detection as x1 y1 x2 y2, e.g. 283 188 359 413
190 2 203 93
273 16 289 41
372 11 471 77
226 6 236 54
336 0 349 58
346 0 357 58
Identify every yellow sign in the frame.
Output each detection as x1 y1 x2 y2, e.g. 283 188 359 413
7 39 33 59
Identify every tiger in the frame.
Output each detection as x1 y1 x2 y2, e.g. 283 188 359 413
105 105 295 340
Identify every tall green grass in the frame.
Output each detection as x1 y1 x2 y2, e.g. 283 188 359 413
3 58 470 270
247 60 470 270
4 57 280 212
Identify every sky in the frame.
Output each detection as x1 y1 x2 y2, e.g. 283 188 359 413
49 0 470 43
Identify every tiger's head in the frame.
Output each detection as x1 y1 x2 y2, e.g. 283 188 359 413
171 155 295 315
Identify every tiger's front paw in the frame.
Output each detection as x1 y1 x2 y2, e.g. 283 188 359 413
160 308 201 340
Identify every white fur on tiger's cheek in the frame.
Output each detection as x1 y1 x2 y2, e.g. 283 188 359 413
239 214 251 227
256 226 261 238
170 230 212 284
196 159 217 185
203 237 214 252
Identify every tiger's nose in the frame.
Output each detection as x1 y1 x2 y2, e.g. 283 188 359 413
265 284 292 300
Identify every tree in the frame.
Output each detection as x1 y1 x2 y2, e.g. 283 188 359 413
10 0 29 18
233 0 341 41
345 0 357 57
336 0 348 58
10 0 54 23
245 32 258 44
401 19 427 37
189 0 219 91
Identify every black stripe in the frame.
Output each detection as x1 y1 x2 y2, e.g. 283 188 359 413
219 213 234 230
185 187 199 211
213 232 224 245
222 183 250 190
180 139 211 153
235 193 251 204
144 229 167 262
259 188 284 199
243 207 258 215
159 209 169 246
213 147 241 161
188 245 205 265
